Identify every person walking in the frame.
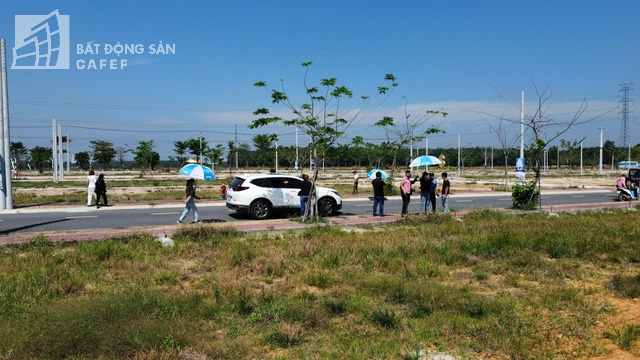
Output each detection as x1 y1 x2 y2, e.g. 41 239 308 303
352 171 359 194
220 183 227 200
440 172 451 213
400 170 418 216
177 179 200 224
429 172 438 213
372 171 385 216
419 171 430 214
87 169 97 206
95 174 108 208
298 174 312 218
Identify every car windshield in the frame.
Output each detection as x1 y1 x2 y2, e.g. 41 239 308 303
630 169 640 178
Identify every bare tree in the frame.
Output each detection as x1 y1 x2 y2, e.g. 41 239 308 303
484 117 520 192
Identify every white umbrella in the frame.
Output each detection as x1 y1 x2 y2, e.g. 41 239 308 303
409 155 442 168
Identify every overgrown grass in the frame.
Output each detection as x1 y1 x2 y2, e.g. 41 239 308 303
1 210 639 358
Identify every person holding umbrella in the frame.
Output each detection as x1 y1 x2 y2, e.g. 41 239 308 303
177 178 201 224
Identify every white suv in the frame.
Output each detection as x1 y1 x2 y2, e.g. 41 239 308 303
226 174 343 220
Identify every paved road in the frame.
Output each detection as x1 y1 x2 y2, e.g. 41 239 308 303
0 190 618 235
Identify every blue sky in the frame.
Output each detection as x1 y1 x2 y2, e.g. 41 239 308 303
2 0 638 158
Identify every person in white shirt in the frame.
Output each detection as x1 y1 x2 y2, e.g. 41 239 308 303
352 171 359 194
87 169 97 206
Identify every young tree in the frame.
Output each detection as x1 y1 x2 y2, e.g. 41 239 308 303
252 134 274 168
116 146 128 170
374 96 446 185
131 140 160 173
204 143 225 168
75 151 91 170
172 140 189 165
89 140 116 169
485 118 520 192
29 146 52 173
227 141 237 168
185 137 208 163
560 138 584 170
250 61 399 217
10 142 28 169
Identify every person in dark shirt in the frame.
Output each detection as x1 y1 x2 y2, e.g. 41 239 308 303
95 174 108 208
419 172 430 214
371 171 386 216
177 179 201 223
298 174 312 217
428 172 437 213
440 172 451 213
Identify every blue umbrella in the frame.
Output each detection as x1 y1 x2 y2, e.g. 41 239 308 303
367 169 389 180
409 155 442 167
179 164 216 180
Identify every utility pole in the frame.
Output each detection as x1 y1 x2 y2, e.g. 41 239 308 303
619 83 633 164
309 135 312 172
295 128 299 175
491 148 493 171
457 133 461 177
234 124 238 170
0 39 8 210
599 128 604 174
556 146 559 171
520 90 525 159
580 140 583 175
425 135 429 172
484 148 487 170
52 118 58 182
66 127 70 174
58 123 63 181
274 133 278 173
199 130 202 165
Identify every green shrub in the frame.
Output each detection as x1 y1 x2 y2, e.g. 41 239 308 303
610 274 640 298
512 181 539 210
371 308 400 329
605 324 640 350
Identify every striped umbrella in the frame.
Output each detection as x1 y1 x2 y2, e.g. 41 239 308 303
409 155 442 167
178 164 216 180
367 169 389 180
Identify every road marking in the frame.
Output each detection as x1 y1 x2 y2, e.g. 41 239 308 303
573 195 586 198
455 200 473 203
65 215 98 219
0 219 3 222
355 204 371 207
151 212 180 216
498 198 512 201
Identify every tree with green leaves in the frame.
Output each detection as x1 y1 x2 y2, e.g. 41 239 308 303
252 134 274 168
30 146 52 173
10 142 28 169
250 61 399 217
75 151 91 170
89 140 116 169
185 137 208 163
131 140 160 173
204 143 225 169
172 140 189 165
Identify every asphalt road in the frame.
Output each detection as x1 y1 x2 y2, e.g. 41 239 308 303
0 190 618 236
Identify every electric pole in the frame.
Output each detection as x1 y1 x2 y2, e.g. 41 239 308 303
457 133 461 177
199 131 202 165
619 83 633 164
0 38 9 210
234 124 238 170
295 128 299 175
52 118 58 182
580 140 583 175
66 127 70 175
58 123 63 181
274 133 278 173
599 128 604 174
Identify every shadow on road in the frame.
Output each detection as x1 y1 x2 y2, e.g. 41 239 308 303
0 219 71 235
201 219 227 223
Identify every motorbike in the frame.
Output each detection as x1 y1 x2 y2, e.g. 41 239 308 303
617 183 639 201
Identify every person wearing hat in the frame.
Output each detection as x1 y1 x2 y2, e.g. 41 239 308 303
352 171 359 194
220 183 227 200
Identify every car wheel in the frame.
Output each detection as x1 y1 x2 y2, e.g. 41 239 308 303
318 198 336 217
250 200 271 220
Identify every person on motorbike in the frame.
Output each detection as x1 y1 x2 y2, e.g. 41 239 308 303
616 174 628 189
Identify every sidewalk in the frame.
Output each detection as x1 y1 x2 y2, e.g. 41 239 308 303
0 200 635 246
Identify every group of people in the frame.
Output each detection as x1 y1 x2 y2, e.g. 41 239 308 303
86 170 108 208
371 170 450 217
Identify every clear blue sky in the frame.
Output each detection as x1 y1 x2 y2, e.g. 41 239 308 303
2 0 638 158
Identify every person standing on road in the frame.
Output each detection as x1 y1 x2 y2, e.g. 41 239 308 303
372 171 385 216
87 169 97 206
298 174 312 218
419 171 430 214
95 174 108 208
352 171 359 194
400 170 418 216
440 172 451 213
429 172 438 213
177 178 200 224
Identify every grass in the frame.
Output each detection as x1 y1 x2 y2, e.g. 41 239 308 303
1 211 640 358
13 188 223 205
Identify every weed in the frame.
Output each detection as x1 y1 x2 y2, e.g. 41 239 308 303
263 329 303 348
371 308 400 329
154 270 179 285
610 274 640 298
323 297 347 316
605 324 640 350
305 270 335 289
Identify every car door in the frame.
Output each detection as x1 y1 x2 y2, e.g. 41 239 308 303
282 177 303 207
261 177 287 207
